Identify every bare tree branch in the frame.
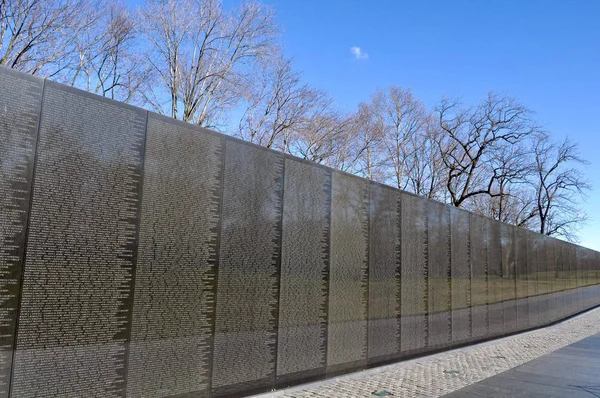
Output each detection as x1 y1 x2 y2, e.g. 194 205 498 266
0 0 85 76
139 0 278 129
531 132 590 241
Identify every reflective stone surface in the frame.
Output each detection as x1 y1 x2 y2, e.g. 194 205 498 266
367 183 401 362
471 214 489 340
450 207 472 344
127 115 223 397
487 221 503 338
527 230 541 328
0 68 43 397
427 200 451 348
277 158 330 382
501 223 517 334
515 227 530 330
0 65 599 397
400 193 428 353
327 172 368 371
12 81 146 397
211 140 283 396
537 235 550 325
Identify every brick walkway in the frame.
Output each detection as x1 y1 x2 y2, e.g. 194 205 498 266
256 307 600 397
445 332 600 397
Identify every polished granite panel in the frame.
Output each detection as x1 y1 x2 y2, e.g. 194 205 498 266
450 207 472 344
126 116 223 398
367 183 401 362
564 244 578 316
487 221 503 337
575 248 584 312
527 231 540 328
277 158 330 381
554 242 566 319
470 215 489 339
211 140 283 395
560 245 571 317
12 82 146 397
515 227 529 330
580 249 588 309
427 201 451 348
546 239 559 323
400 193 428 353
0 67 43 398
583 248 591 287
501 223 517 334
537 236 550 325
327 173 368 369
587 249 594 286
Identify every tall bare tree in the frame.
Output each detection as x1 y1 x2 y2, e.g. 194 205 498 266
237 56 325 150
290 108 352 167
404 116 447 199
139 0 278 128
469 141 538 226
347 103 387 181
531 133 590 241
437 93 538 209
0 0 84 76
68 1 145 103
360 86 428 189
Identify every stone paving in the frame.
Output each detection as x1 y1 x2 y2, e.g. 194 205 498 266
257 307 600 397
444 332 600 397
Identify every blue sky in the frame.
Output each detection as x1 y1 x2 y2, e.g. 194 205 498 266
130 0 600 249
256 0 599 250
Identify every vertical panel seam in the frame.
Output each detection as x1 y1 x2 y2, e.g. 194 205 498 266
446 207 452 344
324 171 333 372
467 214 472 340
121 109 149 397
396 190 402 354
424 199 429 348
208 137 227 396
364 182 371 361
485 219 490 334
321 168 332 372
272 154 286 386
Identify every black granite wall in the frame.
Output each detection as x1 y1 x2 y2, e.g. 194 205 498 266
1 65 600 397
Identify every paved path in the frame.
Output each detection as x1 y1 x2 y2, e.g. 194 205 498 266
257 307 600 397
444 332 600 397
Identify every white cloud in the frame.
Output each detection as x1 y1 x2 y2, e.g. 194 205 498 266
350 46 369 60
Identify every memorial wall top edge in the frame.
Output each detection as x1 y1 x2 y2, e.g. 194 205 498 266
0 63 596 254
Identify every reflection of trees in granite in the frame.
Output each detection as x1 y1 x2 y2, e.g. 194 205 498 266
515 227 530 332
527 230 542 327
277 159 330 376
400 193 428 352
471 214 489 339
368 184 401 360
500 222 518 333
451 206 472 343
427 200 451 347
327 173 368 367
212 140 283 389
12 84 145 397
487 220 504 336
127 117 223 397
